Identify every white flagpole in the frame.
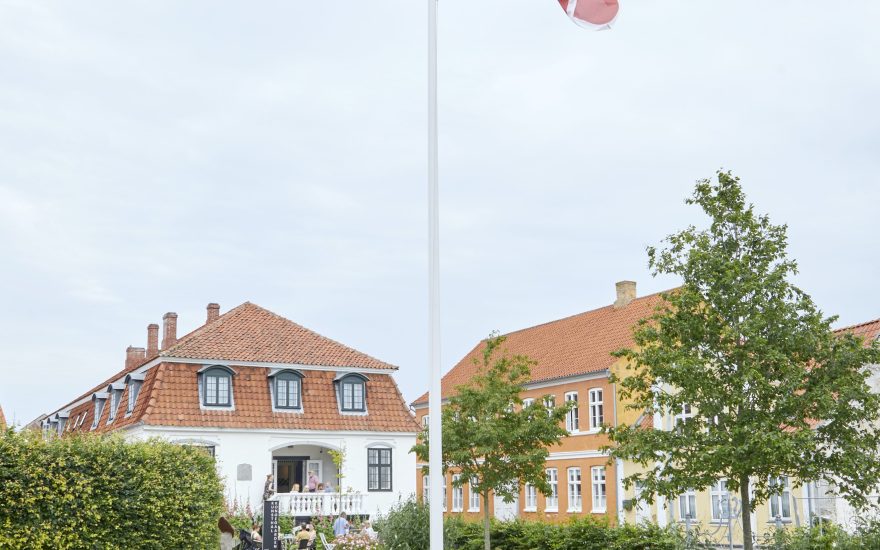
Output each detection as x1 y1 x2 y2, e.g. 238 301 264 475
427 0 443 548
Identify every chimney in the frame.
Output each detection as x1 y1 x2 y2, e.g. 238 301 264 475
147 324 159 356
162 312 178 350
125 346 146 370
614 280 637 309
206 303 220 324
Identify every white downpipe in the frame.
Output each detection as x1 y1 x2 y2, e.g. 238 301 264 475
427 0 443 548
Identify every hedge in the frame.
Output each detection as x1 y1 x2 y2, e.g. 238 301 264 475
375 498 702 550
0 429 224 549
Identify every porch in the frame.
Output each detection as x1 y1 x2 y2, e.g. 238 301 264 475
272 491 369 516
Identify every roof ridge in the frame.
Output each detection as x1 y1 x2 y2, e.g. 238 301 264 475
833 318 880 333
500 286 675 339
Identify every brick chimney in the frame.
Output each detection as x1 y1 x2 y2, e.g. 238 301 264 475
614 280 637 309
206 303 220 324
125 346 146 370
146 323 159 356
162 312 178 350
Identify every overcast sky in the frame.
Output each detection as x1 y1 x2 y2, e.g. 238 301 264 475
1 1 878 425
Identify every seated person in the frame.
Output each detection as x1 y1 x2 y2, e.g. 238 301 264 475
295 523 311 546
362 521 377 539
292 483 301 493
251 522 263 543
317 482 325 492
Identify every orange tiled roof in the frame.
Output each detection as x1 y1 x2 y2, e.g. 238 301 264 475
56 302 418 435
835 318 880 346
413 290 670 406
162 302 397 370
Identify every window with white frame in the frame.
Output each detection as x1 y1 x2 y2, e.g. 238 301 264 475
679 488 697 520
710 479 730 521
274 371 303 409
522 398 534 409
565 392 579 432
422 415 429 428
108 387 123 421
769 476 791 520
589 388 604 430
674 403 693 429
544 396 556 418
545 468 559 511
202 366 233 407
524 483 537 511
452 474 464 512
422 475 430 503
367 448 392 491
126 374 144 414
591 466 607 512
567 467 582 512
91 396 107 429
468 477 480 511
338 374 367 411
443 478 448 511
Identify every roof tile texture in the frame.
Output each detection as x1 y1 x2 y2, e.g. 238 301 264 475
54 301 416 434
142 364 418 432
414 291 668 405
162 302 397 370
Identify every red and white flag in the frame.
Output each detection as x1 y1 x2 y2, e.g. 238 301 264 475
558 0 619 30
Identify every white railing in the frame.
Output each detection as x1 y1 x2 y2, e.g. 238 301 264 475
272 492 368 516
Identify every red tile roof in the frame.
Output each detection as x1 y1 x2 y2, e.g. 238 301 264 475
53 302 418 434
162 302 397 370
140 365 418 432
835 318 880 346
413 290 670 405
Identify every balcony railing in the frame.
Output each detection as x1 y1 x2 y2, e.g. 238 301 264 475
272 492 368 517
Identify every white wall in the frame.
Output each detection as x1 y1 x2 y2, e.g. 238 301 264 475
125 425 417 518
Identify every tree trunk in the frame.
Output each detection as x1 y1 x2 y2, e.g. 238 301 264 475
740 476 753 550
483 490 491 550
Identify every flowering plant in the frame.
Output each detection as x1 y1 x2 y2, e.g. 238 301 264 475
332 532 381 550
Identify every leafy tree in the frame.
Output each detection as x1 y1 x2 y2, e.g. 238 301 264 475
605 171 880 550
412 334 571 550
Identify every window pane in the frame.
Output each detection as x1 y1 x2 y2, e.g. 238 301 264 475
353 383 364 409
343 384 353 409
368 449 378 464
218 376 229 404
277 379 288 407
206 376 217 404
290 379 300 407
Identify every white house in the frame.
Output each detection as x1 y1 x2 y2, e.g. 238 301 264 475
39 302 420 519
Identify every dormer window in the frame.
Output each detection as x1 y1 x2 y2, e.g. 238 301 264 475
269 370 303 410
335 373 368 412
198 365 235 407
125 373 146 414
56 413 69 436
91 393 108 429
107 383 125 422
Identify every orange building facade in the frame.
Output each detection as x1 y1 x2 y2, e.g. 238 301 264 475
412 281 665 524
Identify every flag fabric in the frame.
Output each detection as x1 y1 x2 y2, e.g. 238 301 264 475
558 0 619 30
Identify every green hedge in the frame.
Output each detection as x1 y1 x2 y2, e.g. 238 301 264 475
0 429 224 549
375 498 699 550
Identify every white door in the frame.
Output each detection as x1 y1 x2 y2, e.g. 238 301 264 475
494 493 519 521
307 460 323 487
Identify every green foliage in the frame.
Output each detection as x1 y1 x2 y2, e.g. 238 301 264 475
0 429 224 549
605 171 880 550
760 520 880 550
375 497 430 550
411 334 573 549
378 497 708 550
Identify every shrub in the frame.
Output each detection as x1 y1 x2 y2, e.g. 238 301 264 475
0 430 224 549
